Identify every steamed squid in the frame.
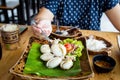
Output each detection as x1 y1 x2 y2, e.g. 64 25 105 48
51 39 66 57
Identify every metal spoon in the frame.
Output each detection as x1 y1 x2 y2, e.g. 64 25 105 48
55 20 62 34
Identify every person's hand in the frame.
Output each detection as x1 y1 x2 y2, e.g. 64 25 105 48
32 20 52 37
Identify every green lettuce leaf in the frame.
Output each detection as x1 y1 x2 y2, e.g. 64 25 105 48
61 38 84 57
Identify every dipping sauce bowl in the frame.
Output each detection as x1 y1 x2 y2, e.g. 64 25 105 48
93 54 116 73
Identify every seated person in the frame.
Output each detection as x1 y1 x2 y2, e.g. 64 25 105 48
32 0 120 36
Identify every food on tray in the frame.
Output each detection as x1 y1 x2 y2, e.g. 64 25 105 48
46 57 62 68
60 57 73 70
40 44 51 53
51 39 66 57
86 35 107 51
40 53 54 61
58 30 68 36
61 30 69 36
23 38 83 77
10 37 93 79
51 27 82 38
40 38 84 70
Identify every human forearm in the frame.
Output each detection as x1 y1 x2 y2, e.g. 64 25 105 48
34 7 54 22
105 4 120 31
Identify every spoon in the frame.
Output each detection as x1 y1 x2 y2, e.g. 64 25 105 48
55 19 62 35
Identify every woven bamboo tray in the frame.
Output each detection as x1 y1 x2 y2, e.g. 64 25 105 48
9 36 94 80
51 26 82 40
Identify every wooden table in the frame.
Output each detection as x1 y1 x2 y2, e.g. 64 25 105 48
0 24 120 80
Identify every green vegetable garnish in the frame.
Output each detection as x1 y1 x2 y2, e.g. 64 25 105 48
61 38 84 57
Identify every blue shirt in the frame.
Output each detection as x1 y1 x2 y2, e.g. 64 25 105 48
43 0 119 30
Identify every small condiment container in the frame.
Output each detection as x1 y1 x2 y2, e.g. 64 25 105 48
93 54 116 73
1 24 20 50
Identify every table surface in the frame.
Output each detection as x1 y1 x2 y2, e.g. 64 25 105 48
0 24 120 80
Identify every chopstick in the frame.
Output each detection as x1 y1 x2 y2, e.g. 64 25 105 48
0 42 2 60
117 35 120 49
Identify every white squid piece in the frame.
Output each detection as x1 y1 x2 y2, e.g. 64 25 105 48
40 44 51 54
51 39 66 57
40 53 54 61
46 57 62 68
60 58 73 70
59 44 67 56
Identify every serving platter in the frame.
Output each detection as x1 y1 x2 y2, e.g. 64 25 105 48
9 36 94 80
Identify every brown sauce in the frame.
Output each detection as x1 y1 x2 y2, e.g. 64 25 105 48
95 60 111 68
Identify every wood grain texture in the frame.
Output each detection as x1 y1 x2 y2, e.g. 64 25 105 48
0 24 120 80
